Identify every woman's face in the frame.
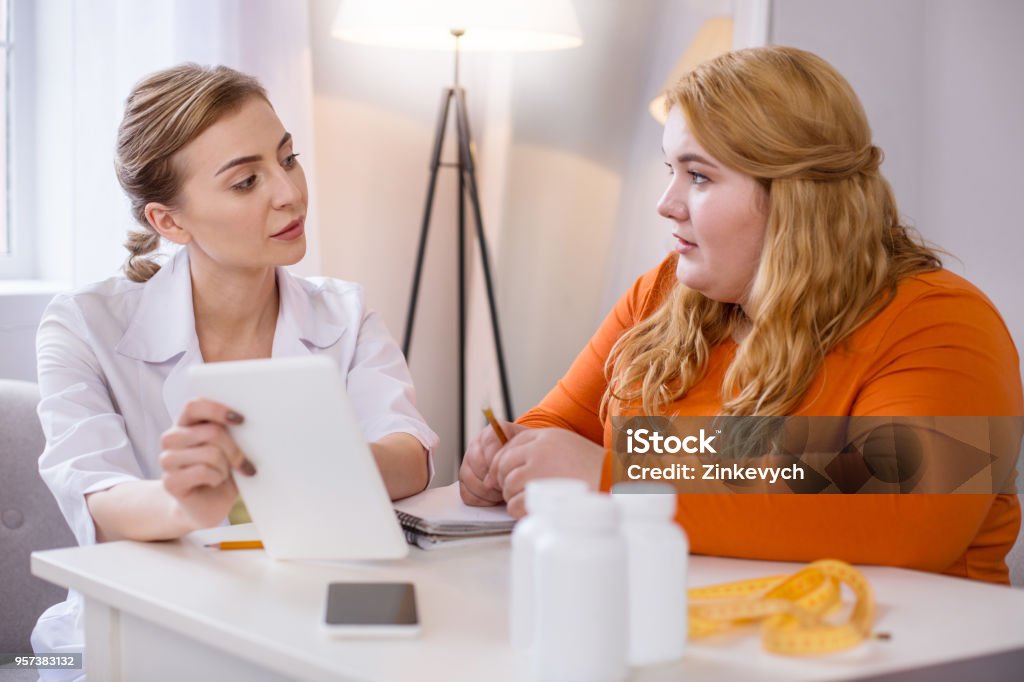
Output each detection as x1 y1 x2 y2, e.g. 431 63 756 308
160 96 308 270
658 106 768 306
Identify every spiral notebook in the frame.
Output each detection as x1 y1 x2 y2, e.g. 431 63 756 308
392 482 516 548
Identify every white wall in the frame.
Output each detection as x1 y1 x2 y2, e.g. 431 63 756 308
918 0 1024 379
772 0 1024 387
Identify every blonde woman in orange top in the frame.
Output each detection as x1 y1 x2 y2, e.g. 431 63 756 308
459 46 1022 584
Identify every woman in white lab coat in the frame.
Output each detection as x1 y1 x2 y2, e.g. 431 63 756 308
31 64 439 672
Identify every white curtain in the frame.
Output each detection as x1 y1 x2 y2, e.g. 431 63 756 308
34 0 320 286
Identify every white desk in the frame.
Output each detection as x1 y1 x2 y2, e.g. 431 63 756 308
32 525 1024 682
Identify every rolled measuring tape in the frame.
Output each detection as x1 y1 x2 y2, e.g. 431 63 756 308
688 559 878 655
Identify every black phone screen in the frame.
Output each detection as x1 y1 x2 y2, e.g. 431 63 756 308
324 582 419 626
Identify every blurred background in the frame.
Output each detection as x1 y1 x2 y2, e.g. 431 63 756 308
1 0 1021 482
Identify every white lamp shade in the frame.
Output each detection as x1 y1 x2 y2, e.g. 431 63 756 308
649 16 733 124
332 0 583 51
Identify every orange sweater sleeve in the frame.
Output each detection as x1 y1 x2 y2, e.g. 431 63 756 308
516 258 676 443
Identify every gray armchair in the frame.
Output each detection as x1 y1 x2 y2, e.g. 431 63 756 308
0 379 75 653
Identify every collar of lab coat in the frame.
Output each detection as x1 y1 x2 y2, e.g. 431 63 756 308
114 247 346 424
115 247 345 363
115 247 197 364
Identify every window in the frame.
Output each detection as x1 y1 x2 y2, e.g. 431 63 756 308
0 0 9 258
0 0 36 281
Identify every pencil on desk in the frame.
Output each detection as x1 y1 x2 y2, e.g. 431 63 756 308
482 405 509 445
204 540 264 550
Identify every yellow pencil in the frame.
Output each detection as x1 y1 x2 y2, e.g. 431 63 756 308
204 540 264 550
482 405 509 445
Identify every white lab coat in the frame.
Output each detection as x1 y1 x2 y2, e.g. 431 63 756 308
30 247 438 679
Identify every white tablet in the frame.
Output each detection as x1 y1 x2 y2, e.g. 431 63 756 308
187 355 409 561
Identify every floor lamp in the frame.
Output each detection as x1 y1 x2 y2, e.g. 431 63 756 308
333 1 582 455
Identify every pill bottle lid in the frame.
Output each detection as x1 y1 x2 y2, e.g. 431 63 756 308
611 482 677 519
524 478 589 516
550 493 619 531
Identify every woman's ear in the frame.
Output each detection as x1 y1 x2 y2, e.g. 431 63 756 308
144 202 191 245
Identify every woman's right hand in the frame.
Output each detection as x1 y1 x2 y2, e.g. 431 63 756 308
159 398 256 530
459 419 527 507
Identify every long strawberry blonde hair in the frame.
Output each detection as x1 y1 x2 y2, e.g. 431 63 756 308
604 46 940 418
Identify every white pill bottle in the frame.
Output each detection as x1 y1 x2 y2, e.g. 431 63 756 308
612 481 689 667
509 478 588 651
532 493 628 682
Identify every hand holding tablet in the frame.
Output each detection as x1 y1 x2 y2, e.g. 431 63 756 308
188 355 408 561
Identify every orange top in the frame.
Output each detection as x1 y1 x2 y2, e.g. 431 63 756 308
519 256 1023 584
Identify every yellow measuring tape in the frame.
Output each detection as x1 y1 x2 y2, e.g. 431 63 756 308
688 559 877 655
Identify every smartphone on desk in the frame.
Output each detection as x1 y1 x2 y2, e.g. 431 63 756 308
323 582 420 637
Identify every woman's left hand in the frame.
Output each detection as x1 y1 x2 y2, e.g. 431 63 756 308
490 428 605 518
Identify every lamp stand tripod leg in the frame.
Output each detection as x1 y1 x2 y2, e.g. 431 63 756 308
453 87 515 425
402 88 454 357
457 115 467 462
